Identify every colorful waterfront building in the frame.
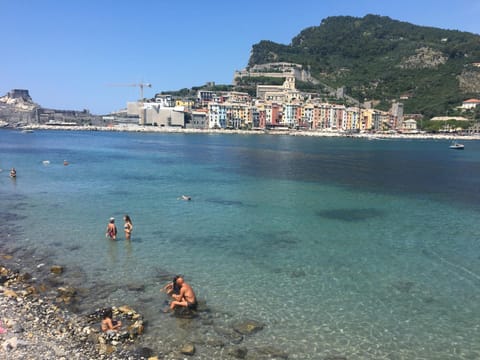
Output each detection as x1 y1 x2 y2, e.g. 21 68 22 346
282 103 301 127
344 107 360 131
208 102 227 129
300 103 314 129
226 103 249 129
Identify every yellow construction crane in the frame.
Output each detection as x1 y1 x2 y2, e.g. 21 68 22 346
108 82 152 125
108 82 152 101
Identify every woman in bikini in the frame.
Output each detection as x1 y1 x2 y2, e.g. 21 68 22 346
123 214 133 240
106 217 117 240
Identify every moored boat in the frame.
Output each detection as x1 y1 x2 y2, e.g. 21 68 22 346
449 141 464 150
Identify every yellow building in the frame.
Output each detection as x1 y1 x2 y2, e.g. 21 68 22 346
175 99 194 111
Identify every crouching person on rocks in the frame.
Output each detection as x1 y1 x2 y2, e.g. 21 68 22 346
169 276 197 311
101 308 122 335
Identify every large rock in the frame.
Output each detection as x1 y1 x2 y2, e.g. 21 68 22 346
117 305 135 315
232 319 264 335
127 319 144 337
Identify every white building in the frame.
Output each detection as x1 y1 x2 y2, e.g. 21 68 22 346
208 103 227 129
402 119 417 132
461 99 480 109
127 101 185 127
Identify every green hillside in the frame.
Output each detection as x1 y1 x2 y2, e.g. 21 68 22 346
248 15 480 117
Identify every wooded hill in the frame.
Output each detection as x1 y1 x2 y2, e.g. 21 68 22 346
247 15 480 117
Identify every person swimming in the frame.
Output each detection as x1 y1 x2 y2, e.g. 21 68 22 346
9 168 16 178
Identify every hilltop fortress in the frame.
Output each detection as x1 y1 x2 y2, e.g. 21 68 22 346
233 62 318 85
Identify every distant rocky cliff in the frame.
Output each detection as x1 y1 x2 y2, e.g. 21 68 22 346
0 89 102 127
0 89 38 125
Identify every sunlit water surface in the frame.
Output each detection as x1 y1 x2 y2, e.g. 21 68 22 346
1 130 480 359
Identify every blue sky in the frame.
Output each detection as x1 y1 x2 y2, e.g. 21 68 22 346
2 0 480 114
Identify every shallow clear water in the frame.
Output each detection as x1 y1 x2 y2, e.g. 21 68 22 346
1 129 480 358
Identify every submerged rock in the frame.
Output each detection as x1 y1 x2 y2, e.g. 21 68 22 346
214 325 244 344
255 345 289 359
180 342 195 355
227 346 248 359
126 283 145 292
50 265 64 275
57 286 76 297
232 319 264 335
132 346 155 358
18 272 32 281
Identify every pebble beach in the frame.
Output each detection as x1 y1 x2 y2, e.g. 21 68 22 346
0 262 139 360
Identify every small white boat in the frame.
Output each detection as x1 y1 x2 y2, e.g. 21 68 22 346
449 141 464 150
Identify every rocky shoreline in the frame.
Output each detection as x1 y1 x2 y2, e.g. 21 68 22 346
0 251 286 360
0 262 146 360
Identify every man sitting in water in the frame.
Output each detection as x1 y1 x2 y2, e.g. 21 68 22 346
168 276 197 311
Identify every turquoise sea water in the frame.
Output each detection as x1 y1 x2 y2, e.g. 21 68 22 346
1 129 480 359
